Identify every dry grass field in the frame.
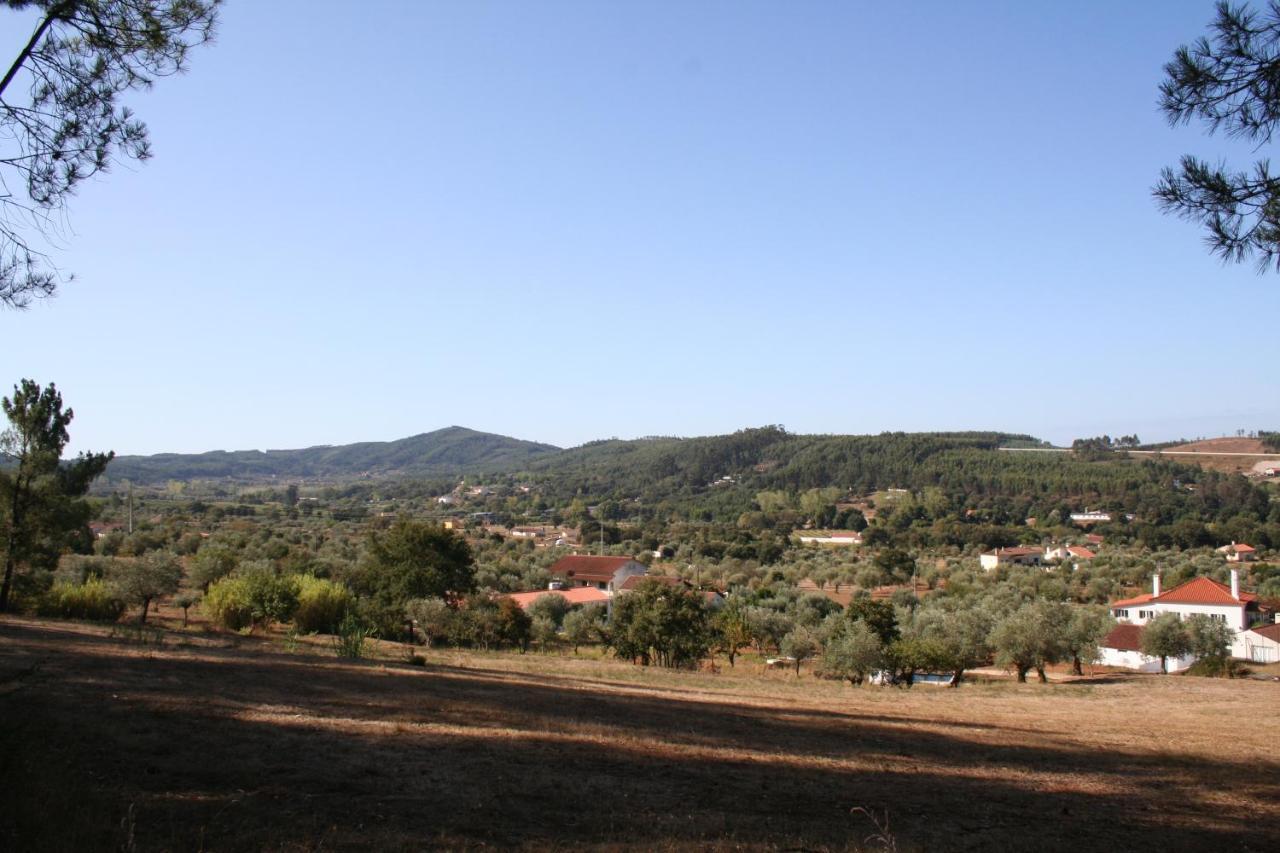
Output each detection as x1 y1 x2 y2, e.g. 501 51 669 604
1155 437 1280 475
2 616 1279 852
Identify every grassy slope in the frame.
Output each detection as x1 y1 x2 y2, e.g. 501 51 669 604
2 615 1278 852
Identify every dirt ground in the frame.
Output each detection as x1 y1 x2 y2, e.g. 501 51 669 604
2 616 1278 852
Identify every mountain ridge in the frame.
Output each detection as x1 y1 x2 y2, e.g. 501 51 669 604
102 426 561 484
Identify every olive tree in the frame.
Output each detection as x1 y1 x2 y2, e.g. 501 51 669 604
107 552 180 623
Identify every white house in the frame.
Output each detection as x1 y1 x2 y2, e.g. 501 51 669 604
1240 619 1280 664
1106 571 1265 661
1097 624 1197 673
979 547 1043 571
1070 511 1112 524
1216 542 1258 562
797 531 863 546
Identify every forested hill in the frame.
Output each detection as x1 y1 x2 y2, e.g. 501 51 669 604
102 427 561 484
526 429 1044 499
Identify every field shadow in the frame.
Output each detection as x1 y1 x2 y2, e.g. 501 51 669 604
1 619 1278 852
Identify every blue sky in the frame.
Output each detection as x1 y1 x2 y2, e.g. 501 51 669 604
2 1 1278 455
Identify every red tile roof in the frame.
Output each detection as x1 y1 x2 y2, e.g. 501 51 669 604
1111 576 1256 609
1111 592 1155 609
501 587 610 610
619 574 681 591
1102 623 1143 652
1157 576 1255 605
549 555 639 581
1067 546 1096 559
1247 622 1280 642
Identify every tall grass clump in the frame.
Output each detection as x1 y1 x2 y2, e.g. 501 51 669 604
293 575 353 634
333 611 374 659
36 579 125 621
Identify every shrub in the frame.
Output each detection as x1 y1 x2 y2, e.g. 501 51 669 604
333 611 374 659
293 575 353 633
203 576 255 630
37 578 126 622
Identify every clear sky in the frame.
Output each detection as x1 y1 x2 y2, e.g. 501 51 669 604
2 1 1277 456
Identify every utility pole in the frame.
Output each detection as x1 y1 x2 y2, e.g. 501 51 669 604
127 482 134 534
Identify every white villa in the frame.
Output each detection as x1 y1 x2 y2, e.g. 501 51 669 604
1100 571 1267 670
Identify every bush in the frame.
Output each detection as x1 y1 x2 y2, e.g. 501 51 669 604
293 575 353 634
333 611 374 659
37 578 126 622
203 576 255 630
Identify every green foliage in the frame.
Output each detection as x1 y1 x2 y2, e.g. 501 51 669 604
202 575 254 630
496 598 533 652
990 601 1071 682
36 578 125 621
106 553 181 623
713 597 754 666
1140 612 1193 674
1156 2 1280 269
351 520 475 637
821 620 883 684
203 566 298 631
293 575 353 634
404 597 451 648
527 593 570 626
0 1 220 306
562 603 605 653
609 578 711 668
1 380 113 611
1186 614 1234 663
104 427 559 484
332 611 374 659
845 598 900 646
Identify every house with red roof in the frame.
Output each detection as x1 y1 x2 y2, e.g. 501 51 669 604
978 547 1043 572
1102 570 1266 667
1216 542 1258 563
548 555 647 592
1097 623 1197 673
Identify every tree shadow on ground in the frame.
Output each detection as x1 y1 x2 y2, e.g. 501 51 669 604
1 619 1277 852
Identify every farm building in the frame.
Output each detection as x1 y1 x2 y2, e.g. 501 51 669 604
979 547 1043 571
1240 620 1280 664
548 555 647 592
1097 624 1197 673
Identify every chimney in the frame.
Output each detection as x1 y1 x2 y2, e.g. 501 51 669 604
1231 569 1240 601
1152 574 1161 597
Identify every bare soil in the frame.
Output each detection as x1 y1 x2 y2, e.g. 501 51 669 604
2 616 1278 852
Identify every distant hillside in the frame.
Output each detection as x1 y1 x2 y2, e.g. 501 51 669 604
102 427 561 484
527 428 1043 501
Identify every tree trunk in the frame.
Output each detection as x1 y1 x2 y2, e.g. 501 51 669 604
950 668 964 688
1035 665 1047 683
1016 666 1029 683
0 471 28 613
1072 655 1083 676
181 606 189 628
727 649 736 668
1160 656 1168 674
139 596 151 624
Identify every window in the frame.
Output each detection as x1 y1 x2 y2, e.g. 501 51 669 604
1115 609 1129 618
1210 613 1225 622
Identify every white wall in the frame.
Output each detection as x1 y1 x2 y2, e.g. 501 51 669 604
1098 646 1197 673
1117 602 1247 630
